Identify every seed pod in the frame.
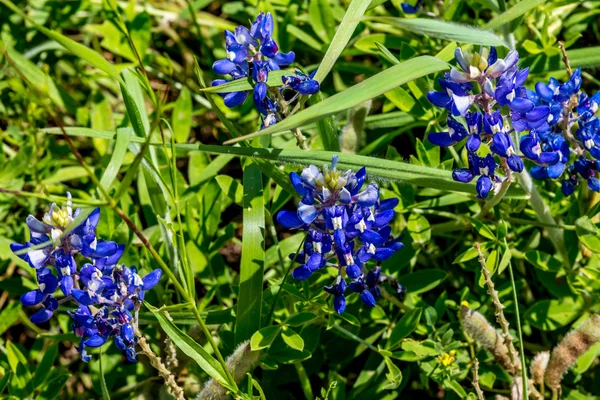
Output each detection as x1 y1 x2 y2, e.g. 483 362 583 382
530 351 550 385
197 341 260 400
460 305 517 374
545 314 600 390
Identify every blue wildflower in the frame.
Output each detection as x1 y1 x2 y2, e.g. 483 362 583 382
277 156 404 313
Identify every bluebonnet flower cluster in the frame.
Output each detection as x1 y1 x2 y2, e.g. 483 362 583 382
276 156 404 314
517 68 600 195
12 194 161 362
212 12 320 128
401 0 424 14
427 46 528 199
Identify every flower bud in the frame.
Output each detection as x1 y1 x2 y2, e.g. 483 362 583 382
530 351 549 385
545 315 600 390
460 305 517 374
197 341 260 400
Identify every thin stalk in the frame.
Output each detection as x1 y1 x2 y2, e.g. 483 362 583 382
505 239 529 400
472 358 485 400
515 169 570 268
476 170 513 218
331 323 380 353
265 235 306 326
505 217 576 231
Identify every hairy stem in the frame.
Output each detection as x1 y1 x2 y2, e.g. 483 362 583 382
472 358 485 400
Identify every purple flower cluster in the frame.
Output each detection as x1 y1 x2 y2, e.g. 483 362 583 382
427 46 527 199
276 156 404 314
427 46 600 198
212 12 320 128
12 194 161 362
518 69 600 195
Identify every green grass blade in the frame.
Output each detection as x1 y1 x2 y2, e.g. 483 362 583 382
313 0 372 83
32 343 58 389
42 128 526 197
522 46 600 73
370 17 507 47
0 0 122 83
309 93 340 151
200 70 289 93
146 303 233 389
98 127 132 195
235 163 266 345
99 350 111 400
483 0 545 30
224 56 449 143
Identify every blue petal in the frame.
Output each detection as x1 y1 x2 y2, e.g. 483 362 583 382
333 295 346 314
30 308 54 324
85 334 108 348
290 172 307 196
378 198 398 211
589 177 600 192
346 264 361 279
452 169 474 183
297 80 320 95
298 203 318 224
507 154 524 173
334 229 346 248
535 82 554 101
509 98 535 113
60 275 74 296
223 91 248 107
213 59 237 75
466 134 481 152
121 323 135 343
362 230 385 246
537 152 560 166
373 248 395 261
476 176 493 199
427 91 451 108
21 290 46 307
292 265 312 281
276 210 304 229
428 132 458 147
142 269 162 290
273 51 295 66
452 94 471 116
357 184 379 206
360 290 376 307
72 290 96 306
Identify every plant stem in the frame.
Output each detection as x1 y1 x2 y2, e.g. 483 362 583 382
331 324 380 353
515 169 570 268
472 358 485 400
505 239 529 400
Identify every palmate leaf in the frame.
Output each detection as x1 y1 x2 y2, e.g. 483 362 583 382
42 127 526 197
369 17 507 47
223 56 449 143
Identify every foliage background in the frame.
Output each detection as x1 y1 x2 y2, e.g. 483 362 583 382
0 0 600 399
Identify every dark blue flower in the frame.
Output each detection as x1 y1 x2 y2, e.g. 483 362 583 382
282 70 320 96
452 153 500 199
324 277 347 314
427 115 469 147
349 267 382 308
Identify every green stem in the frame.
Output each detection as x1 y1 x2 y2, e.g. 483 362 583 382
331 324 380 353
505 239 529 400
516 169 570 268
505 217 576 231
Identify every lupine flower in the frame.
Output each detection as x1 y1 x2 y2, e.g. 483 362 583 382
427 46 530 199
277 156 404 313
12 197 162 363
401 0 424 14
211 12 319 127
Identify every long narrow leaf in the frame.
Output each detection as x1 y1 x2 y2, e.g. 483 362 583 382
146 303 233 390
370 17 507 47
235 163 266 345
313 0 372 83
98 127 132 195
42 127 526 197
483 0 544 30
223 56 449 143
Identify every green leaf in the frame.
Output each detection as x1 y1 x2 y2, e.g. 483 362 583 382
383 356 402 390
98 127 132 194
285 312 319 327
32 344 58 389
579 234 600 254
98 350 111 400
172 87 193 143
313 0 372 83
370 17 507 47
483 0 545 30
0 302 21 336
201 70 289 93
467 217 496 240
575 216 599 236
309 92 340 152
522 47 600 73
0 0 122 82
524 251 563 272
281 327 305 351
407 213 431 245
6 341 33 397
525 297 583 331
250 325 281 351
37 373 70 400
45 129 525 197
215 175 243 205
286 25 323 52
146 303 233 389
387 308 423 349
224 56 449 143
235 163 266 345
399 269 447 295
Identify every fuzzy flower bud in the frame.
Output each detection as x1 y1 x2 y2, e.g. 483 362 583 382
197 341 260 400
545 314 600 390
460 305 517 374
530 351 550 385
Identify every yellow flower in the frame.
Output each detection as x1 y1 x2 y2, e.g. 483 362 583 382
438 351 456 367
461 300 469 308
